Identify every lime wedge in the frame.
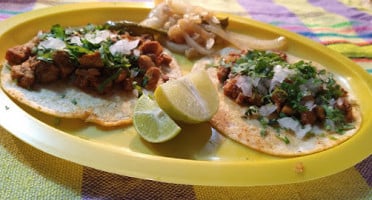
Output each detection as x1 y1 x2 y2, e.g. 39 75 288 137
154 70 219 123
133 94 182 143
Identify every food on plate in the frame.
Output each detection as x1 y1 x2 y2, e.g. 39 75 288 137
140 0 286 58
133 94 181 143
154 70 219 123
1 22 182 126
0 3 362 157
193 48 361 156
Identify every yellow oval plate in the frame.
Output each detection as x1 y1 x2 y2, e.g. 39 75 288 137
0 3 371 186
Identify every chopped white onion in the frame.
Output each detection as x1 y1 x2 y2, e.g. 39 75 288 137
328 99 336 106
311 125 324 135
277 117 312 139
133 49 141 57
39 37 66 50
297 124 312 139
318 72 329 82
336 97 344 107
270 64 295 91
130 69 139 78
85 30 111 44
300 79 321 94
304 100 316 111
259 104 277 116
109 39 140 55
278 117 299 131
69 36 83 46
236 75 253 97
252 77 261 87
325 119 335 131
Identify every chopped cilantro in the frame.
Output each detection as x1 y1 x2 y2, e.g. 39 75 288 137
36 49 54 62
80 38 101 50
260 129 267 137
97 69 123 93
259 117 269 137
83 23 99 33
142 76 149 87
50 24 66 39
291 61 316 79
276 134 290 144
133 81 143 97
328 136 338 140
323 106 355 133
99 41 133 69
245 105 258 116
230 50 286 78
66 44 92 61
71 99 78 105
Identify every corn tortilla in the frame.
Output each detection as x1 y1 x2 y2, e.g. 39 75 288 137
0 51 182 127
192 54 361 156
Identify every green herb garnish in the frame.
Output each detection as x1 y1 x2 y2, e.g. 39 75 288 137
276 134 290 144
220 49 356 138
50 24 66 39
97 69 123 93
71 99 78 105
231 50 286 78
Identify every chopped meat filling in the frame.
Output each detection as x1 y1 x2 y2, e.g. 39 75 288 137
5 24 174 95
10 60 35 88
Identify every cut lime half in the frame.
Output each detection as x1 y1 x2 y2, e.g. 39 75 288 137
133 94 182 143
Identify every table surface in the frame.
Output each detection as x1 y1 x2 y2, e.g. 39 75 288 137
0 0 371 199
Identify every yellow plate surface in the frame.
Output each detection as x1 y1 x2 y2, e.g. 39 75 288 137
0 2 371 186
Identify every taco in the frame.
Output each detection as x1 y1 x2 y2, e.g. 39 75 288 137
1 22 182 127
193 48 361 156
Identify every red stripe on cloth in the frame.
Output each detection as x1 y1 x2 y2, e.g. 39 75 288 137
351 58 372 62
321 40 372 46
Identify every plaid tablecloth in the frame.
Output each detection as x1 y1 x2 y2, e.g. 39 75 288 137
0 0 371 199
